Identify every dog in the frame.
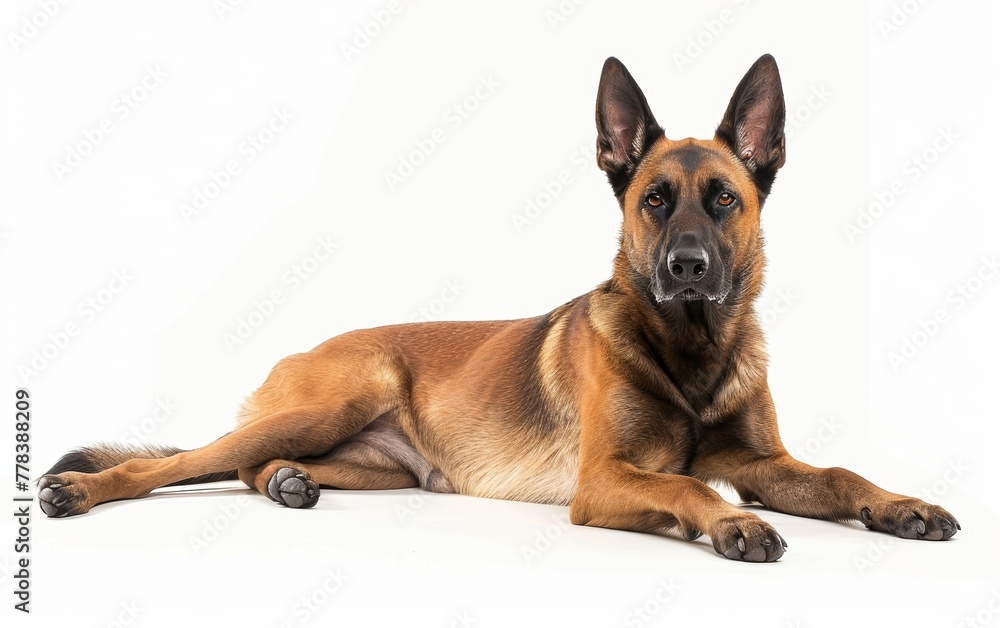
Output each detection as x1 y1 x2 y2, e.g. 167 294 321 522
40 55 959 561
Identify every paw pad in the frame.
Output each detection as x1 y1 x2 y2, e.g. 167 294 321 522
266 467 319 509
38 475 90 517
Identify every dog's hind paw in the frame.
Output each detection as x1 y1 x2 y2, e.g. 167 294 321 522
266 467 320 509
38 474 92 518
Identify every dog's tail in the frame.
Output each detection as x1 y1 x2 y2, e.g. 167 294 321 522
43 442 239 486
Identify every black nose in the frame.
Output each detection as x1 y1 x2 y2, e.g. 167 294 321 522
668 247 709 282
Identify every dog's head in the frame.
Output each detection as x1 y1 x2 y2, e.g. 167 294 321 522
596 55 785 305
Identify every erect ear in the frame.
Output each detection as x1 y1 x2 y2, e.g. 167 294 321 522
715 54 786 198
596 57 663 200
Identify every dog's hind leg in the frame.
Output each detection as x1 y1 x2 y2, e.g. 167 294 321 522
238 411 455 508
39 340 409 517
39 404 370 517
239 453 418 509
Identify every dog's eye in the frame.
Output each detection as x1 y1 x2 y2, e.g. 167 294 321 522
717 192 736 207
645 193 664 207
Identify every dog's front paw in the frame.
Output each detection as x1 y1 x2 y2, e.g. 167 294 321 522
266 467 320 509
860 499 959 540
38 474 93 518
710 514 786 562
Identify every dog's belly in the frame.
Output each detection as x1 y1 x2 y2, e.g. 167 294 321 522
323 405 581 504
422 413 582 506
401 316 584 506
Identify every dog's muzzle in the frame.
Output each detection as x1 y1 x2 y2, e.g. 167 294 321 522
651 232 730 303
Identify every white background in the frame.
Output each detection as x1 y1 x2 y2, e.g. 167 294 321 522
2 1 998 626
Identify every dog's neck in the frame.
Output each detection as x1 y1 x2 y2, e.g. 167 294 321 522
608 250 763 369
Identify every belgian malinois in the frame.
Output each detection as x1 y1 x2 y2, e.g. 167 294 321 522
41 55 959 561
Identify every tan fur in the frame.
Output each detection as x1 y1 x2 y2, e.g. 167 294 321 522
40 56 958 561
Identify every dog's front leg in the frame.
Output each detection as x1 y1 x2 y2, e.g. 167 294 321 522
568 379 786 562
728 454 960 540
697 389 961 541
570 461 786 562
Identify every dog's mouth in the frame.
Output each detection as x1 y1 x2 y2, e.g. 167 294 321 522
677 288 705 301
655 286 728 304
